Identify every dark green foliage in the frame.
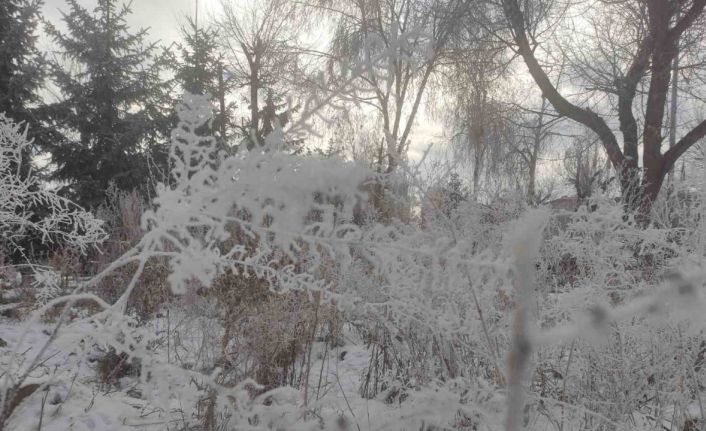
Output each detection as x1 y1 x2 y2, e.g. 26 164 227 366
441 172 468 216
0 0 43 124
45 0 171 208
0 1 66 263
165 18 237 150
0 0 53 173
169 18 222 96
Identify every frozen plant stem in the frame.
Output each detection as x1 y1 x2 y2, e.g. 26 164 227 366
505 289 531 431
303 292 321 407
505 211 546 431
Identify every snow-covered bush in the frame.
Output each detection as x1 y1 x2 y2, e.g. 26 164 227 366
90 188 171 318
0 113 106 424
0 113 105 260
0 112 104 309
516 188 706 430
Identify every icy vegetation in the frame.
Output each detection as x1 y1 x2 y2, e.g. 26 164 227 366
1 2 706 429
0 114 105 257
0 88 704 430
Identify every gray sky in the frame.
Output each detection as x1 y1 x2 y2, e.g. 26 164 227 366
41 0 213 49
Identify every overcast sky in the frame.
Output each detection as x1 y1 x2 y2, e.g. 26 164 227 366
41 0 216 49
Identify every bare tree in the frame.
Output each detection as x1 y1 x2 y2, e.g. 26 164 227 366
500 0 706 219
563 131 611 203
449 89 508 199
444 13 509 199
323 108 387 164
216 0 309 150
502 96 562 205
311 0 467 219
325 0 466 173
449 86 559 204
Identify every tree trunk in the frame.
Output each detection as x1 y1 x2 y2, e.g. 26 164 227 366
217 60 227 148
528 157 537 204
501 0 706 223
249 65 259 148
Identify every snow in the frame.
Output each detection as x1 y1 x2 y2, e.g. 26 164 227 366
2 93 706 430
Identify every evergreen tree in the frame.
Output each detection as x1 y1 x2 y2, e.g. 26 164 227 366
440 173 468 217
0 0 65 262
166 18 236 149
45 0 170 208
0 0 51 172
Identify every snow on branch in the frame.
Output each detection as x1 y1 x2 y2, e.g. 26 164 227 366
0 113 105 255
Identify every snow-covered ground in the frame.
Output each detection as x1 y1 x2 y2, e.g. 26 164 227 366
0 312 477 430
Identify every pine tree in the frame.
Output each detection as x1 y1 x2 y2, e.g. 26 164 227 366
440 172 468 217
45 0 170 208
0 0 63 262
166 18 236 149
0 0 50 173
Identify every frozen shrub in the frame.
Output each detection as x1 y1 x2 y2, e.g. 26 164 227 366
0 113 104 314
212 268 342 390
0 113 105 256
92 189 171 318
0 113 105 426
95 346 141 388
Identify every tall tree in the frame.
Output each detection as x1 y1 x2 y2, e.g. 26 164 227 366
327 0 465 174
444 0 509 199
45 0 170 208
322 0 465 220
506 96 561 205
166 18 236 149
217 0 305 151
0 0 50 173
500 0 706 219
